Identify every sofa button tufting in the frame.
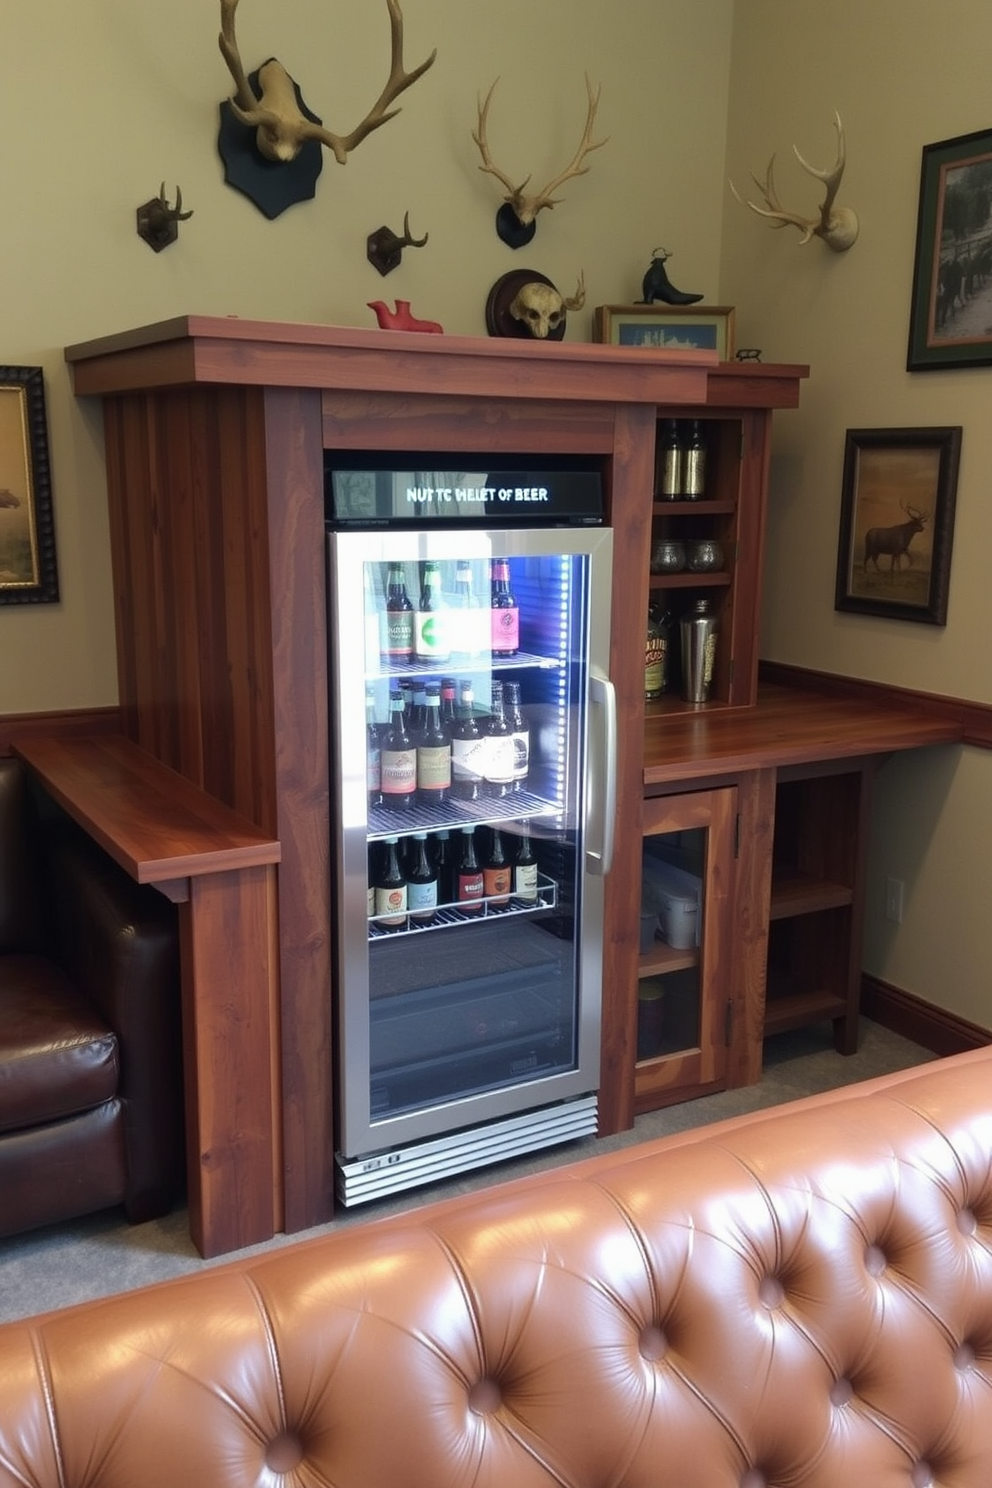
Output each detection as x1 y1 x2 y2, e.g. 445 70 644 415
910 1459 933 1487
265 1433 305 1473
957 1207 977 1236
864 1244 886 1276
740 1469 767 1488
758 1276 785 1309
639 1323 667 1361
953 1341 976 1371
468 1379 503 1415
829 1376 854 1407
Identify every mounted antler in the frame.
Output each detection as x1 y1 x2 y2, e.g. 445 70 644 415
729 113 859 252
136 183 194 252
473 75 607 244
367 211 429 275
218 0 436 165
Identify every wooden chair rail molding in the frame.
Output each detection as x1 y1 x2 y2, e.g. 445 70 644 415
12 732 282 1259
760 661 992 750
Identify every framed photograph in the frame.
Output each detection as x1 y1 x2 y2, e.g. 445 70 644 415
834 427 961 626
0 367 59 605
907 126 992 371
593 304 735 360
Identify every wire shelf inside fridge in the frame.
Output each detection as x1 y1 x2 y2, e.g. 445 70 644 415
368 789 559 839
366 649 559 683
368 873 557 940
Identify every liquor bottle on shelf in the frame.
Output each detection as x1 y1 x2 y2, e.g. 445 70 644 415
504 681 530 793
451 679 485 800
483 680 515 797
383 563 414 665
415 559 450 664
490 557 519 657
366 840 379 920
683 419 706 500
657 418 683 500
406 831 439 925
380 688 417 810
439 677 458 730
431 828 454 906
451 558 487 661
645 606 671 701
482 826 511 906
373 834 407 931
365 686 382 808
455 825 485 916
513 820 539 903
416 682 451 807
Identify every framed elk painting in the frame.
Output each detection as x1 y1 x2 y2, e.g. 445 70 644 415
0 366 59 604
834 426 961 626
907 126 992 371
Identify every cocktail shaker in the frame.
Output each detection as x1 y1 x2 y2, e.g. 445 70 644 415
680 598 718 703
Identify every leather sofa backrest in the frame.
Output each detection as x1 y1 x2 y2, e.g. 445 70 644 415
2 1047 992 1487
0 758 44 954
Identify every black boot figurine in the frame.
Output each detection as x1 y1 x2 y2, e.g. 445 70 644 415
638 248 704 305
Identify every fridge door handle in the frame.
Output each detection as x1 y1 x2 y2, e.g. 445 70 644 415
586 668 617 876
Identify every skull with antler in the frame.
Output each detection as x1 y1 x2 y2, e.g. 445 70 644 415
509 274 586 339
729 112 859 253
218 0 436 166
473 75 608 247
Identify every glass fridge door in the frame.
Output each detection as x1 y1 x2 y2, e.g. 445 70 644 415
328 527 613 1163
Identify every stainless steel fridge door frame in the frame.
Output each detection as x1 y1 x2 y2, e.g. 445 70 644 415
328 526 614 1161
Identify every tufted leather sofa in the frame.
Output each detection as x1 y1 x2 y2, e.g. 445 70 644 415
0 756 183 1236
3 1045 992 1487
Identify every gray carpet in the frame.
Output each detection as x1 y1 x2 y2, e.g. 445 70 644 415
0 1019 933 1325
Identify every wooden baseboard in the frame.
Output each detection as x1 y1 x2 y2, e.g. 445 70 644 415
759 660 992 749
860 973 991 1056
0 707 121 756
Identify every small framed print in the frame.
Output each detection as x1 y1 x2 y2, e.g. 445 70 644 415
0 366 59 605
593 304 735 360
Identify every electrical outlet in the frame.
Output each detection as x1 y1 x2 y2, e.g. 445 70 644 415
885 877 905 924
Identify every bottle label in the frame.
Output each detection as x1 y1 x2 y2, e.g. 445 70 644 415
511 728 530 784
417 744 451 791
366 740 381 792
374 884 407 925
451 735 486 788
645 635 668 697
483 864 511 902
484 733 515 786
407 880 438 920
457 872 485 910
491 606 519 652
514 861 539 902
381 748 416 796
684 448 706 497
415 611 448 660
384 611 414 659
659 447 682 498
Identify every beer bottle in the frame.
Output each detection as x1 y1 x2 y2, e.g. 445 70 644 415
374 834 407 930
439 676 458 730
366 840 379 921
483 679 515 798
683 419 707 499
513 820 539 903
503 680 530 793
383 563 414 665
365 686 382 809
406 831 438 925
451 680 485 800
380 689 417 810
452 558 486 660
455 825 485 916
431 828 454 907
645 606 670 701
482 826 511 907
415 559 449 663
657 418 683 499
490 557 519 657
416 682 451 806
363 566 383 673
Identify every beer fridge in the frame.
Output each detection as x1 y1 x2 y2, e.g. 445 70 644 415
326 457 615 1204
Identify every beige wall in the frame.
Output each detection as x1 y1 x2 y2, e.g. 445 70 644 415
722 0 992 1025
0 0 731 711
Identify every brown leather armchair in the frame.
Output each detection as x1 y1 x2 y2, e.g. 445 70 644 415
0 756 184 1237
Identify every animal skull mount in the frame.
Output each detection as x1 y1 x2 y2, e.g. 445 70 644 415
486 269 585 341
217 0 436 219
473 75 607 248
729 112 859 252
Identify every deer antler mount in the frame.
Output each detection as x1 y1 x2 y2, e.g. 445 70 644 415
217 0 436 219
729 113 858 253
473 75 607 248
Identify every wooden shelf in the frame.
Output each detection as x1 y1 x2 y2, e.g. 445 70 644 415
763 970 848 1036
649 571 731 591
769 868 853 920
652 500 736 517
639 941 698 977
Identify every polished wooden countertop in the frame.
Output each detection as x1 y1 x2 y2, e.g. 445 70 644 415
644 682 964 788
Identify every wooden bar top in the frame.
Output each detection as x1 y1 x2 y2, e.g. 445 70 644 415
14 734 280 884
644 682 964 788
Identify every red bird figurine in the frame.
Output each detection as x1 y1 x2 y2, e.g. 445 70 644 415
367 299 443 333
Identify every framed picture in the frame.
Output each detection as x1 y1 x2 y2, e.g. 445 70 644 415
907 126 992 371
0 366 59 605
834 427 961 626
593 304 735 360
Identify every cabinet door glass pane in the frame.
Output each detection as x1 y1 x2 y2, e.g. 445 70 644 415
639 827 706 1060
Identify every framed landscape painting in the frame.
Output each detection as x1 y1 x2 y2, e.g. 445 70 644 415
834 426 961 626
0 366 59 604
